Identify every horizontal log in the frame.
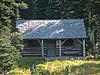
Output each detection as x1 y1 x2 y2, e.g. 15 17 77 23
21 52 41 54
22 54 41 55
21 52 47 56
63 51 81 55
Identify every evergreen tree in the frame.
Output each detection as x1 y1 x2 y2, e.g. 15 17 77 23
20 0 34 19
0 0 27 74
21 0 49 19
46 0 61 19
33 0 49 19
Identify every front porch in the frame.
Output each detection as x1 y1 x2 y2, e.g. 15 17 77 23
22 39 85 58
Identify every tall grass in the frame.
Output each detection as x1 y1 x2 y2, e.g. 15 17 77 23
33 59 100 75
6 68 31 75
7 57 100 75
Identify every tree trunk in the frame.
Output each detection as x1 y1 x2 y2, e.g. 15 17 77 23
88 11 95 54
98 23 100 54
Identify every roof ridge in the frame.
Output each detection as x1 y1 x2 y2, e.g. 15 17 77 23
17 19 84 21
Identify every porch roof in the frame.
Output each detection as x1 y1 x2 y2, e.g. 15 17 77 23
16 19 86 39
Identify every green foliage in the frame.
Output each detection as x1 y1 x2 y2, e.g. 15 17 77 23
0 27 24 73
17 57 44 68
32 59 100 75
0 0 27 74
32 67 50 75
46 0 61 19
20 0 35 19
33 0 49 19
6 68 31 75
14 57 100 75
94 54 100 60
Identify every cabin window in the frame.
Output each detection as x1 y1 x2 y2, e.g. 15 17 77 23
63 39 74 46
24 39 41 47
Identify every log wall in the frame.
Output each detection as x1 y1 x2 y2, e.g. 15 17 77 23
22 39 83 57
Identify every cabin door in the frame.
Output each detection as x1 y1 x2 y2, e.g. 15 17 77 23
47 40 56 57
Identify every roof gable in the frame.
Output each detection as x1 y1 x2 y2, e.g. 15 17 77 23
16 19 86 39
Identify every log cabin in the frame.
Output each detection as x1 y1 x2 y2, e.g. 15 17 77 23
16 19 86 58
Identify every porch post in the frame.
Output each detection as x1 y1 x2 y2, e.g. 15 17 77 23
41 39 44 57
59 40 61 57
83 39 85 57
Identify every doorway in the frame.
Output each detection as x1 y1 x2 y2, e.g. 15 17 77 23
47 40 56 57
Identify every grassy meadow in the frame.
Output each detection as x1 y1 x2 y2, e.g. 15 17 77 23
5 57 100 75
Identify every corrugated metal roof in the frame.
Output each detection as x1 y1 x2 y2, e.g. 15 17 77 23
16 19 86 39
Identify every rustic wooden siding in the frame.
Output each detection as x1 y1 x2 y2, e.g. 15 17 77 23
56 39 83 56
22 39 83 57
